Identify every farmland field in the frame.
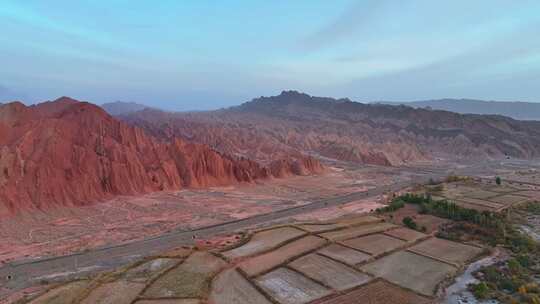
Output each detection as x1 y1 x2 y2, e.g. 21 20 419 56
384 227 427 242
289 253 372 290
209 269 272 304
222 226 305 260
361 251 457 296
255 268 331 304
310 280 432 304
342 234 405 256
408 237 483 265
317 244 371 266
239 236 326 277
319 222 396 241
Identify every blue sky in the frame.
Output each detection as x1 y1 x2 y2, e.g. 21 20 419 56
1 1 539 110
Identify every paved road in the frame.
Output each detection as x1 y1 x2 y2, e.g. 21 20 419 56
0 170 446 297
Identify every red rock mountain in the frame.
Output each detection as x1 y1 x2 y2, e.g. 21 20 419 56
0 98 322 216
122 91 540 166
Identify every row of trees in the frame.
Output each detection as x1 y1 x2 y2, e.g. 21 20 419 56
397 193 506 230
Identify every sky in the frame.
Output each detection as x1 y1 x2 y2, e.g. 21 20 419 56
1 1 539 110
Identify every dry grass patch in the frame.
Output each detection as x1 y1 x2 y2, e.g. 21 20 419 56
342 234 405 256
209 268 272 304
310 280 432 304
296 223 342 233
361 251 456 296
489 194 528 206
317 244 371 266
239 236 326 277
255 268 331 304
80 280 145 304
462 189 498 200
289 254 372 291
384 227 427 242
27 280 91 304
135 300 200 304
408 237 483 265
123 258 179 283
143 252 226 298
319 222 396 241
222 227 305 260
335 215 382 227
454 197 504 210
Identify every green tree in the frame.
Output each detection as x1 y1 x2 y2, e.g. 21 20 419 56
402 216 418 230
496 176 502 185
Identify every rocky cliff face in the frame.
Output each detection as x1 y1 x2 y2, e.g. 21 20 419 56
123 91 540 166
0 98 321 216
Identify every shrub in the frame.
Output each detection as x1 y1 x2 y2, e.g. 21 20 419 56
496 176 502 185
471 282 490 299
403 216 418 230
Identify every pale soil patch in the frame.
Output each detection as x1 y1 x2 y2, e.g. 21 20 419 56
310 280 432 304
462 189 498 200
159 246 193 258
514 190 540 199
239 236 327 277
384 227 427 242
296 223 342 233
209 268 272 304
454 197 504 210
408 238 483 265
319 222 396 241
80 280 145 304
123 258 179 283
291 200 384 222
342 234 406 256
489 194 529 205
289 254 372 291
317 244 371 266
222 227 305 260
486 185 519 193
361 251 456 296
255 268 331 304
335 215 382 227
143 252 226 298
27 280 90 304
452 201 495 212
135 300 200 304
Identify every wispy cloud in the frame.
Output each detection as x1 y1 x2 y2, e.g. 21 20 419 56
297 1 381 52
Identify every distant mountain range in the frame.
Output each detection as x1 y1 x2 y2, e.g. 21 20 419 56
122 91 540 167
378 99 540 121
100 101 154 116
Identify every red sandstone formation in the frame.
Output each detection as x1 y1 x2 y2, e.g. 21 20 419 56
0 98 322 216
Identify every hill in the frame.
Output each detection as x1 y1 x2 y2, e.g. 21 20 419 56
123 91 540 166
0 97 322 216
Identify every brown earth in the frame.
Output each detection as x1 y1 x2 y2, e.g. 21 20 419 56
0 98 322 217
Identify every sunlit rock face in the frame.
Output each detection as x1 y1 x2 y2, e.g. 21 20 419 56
0 97 320 216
